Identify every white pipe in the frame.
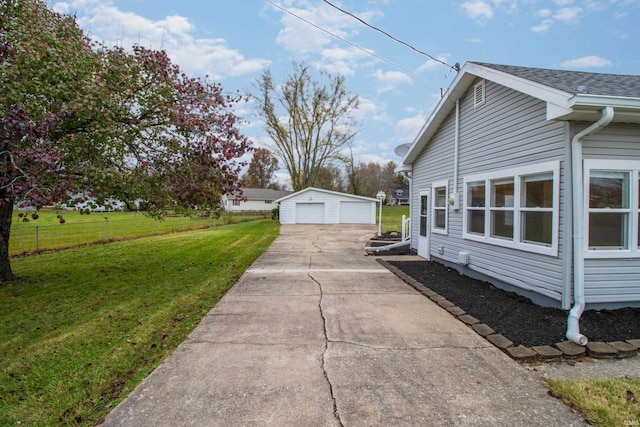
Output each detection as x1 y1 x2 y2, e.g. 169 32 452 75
566 106 614 346
364 240 411 254
453 100 460 196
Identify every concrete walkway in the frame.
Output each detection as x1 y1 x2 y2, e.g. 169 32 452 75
104 224 585 426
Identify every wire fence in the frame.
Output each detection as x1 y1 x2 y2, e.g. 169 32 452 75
10 211 270 256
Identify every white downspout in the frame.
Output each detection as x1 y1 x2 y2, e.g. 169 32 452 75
566 106 614 345
449 100 460 209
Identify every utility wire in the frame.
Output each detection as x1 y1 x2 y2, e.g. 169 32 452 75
263 0 442 87
323 0 459 72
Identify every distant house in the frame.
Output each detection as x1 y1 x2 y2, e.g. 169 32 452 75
276 187 378 224
221 188 292 212
397 62 640 344
389 189 409 206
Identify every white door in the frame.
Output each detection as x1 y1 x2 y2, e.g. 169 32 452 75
295 203 325 224
340 201 372 223
417 190 430 259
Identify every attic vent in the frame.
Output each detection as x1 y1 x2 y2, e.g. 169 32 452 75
474 80 486 108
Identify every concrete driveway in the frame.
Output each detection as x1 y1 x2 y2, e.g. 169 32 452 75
104 224 584 426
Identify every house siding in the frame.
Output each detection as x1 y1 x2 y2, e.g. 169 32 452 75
411 79 569 305
581 123 640 304
224 199 275 212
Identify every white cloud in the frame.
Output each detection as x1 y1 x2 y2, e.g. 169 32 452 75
561 55 613 68
414 55 451 74
536 8 552 17
272 2 386 78
372 69 413 92
354 97 389 123
354 153 390 165
274 2 368 55
553 0 574 5
395 114 427 144
531 19 554 33
53 0 270 80
553 6 583 23
461 1 494 21
315 46 370 76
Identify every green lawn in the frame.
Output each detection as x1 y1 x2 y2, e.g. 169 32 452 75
546 378 640 426
381 205 410 234
10 208 269 256
0 220 279 426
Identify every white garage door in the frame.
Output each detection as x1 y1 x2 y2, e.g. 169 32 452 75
340 201 372 223
295 203 325 224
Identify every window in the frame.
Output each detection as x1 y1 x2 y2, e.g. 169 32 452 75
584 160 640 258
419 193 428 237
432 180 448 235
467 181 485 235
265 200 273 204
522 173 553 245
232 200 241 206
463 161 559 256
490 178 514 239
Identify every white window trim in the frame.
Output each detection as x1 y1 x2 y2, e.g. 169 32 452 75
463 161 560 257
584 159 640 259
431 180 448 235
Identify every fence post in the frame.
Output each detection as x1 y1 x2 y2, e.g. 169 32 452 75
35 226 39 251
105 217 109 240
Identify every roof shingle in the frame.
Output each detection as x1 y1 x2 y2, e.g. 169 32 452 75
472 62 640 98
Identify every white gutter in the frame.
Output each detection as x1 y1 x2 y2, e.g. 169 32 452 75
566 106 614 346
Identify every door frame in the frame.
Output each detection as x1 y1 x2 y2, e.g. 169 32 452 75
418 189 430 260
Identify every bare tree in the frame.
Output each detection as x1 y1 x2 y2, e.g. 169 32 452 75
242 147 279 188
254 61 359 191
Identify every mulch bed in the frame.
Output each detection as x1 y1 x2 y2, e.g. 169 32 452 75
388 260 640 347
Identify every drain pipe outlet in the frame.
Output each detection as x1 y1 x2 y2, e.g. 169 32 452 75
566 106 614 346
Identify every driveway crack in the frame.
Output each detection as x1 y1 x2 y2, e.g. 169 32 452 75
309 272 343 427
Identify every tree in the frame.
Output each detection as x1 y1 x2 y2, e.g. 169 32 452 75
254 61 359 191
346 160 407 200
0 0 251 281
315 165 345 192
242 147 279 188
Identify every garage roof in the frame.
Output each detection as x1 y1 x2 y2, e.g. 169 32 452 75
275 187 379 203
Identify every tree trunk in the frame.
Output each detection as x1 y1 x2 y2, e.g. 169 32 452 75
0 195 15 282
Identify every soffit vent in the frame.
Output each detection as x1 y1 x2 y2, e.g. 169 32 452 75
474 79 486 108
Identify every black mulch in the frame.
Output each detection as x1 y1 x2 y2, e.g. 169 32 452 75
388 260 640 348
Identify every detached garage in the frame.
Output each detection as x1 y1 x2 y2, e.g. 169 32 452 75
276 187 378 225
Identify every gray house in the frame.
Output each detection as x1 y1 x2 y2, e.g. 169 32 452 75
397 62 640 345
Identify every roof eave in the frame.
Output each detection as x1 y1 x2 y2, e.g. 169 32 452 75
549 94 640 123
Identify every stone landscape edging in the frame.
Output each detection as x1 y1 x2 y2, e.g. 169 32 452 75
377 258 640 364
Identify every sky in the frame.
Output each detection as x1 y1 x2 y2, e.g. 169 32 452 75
52 0 640 188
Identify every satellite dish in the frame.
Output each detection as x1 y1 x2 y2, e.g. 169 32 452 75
393 143 411 157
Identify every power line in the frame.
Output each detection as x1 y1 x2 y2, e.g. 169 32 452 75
323 0 459 72
263 0 442 87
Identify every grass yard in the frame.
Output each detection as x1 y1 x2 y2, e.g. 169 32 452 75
10 208 269 256
381 205 410 234
546 378 640 426
0 220 279 426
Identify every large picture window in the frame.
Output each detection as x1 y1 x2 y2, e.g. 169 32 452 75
463 161 560 256
584 160 640 258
